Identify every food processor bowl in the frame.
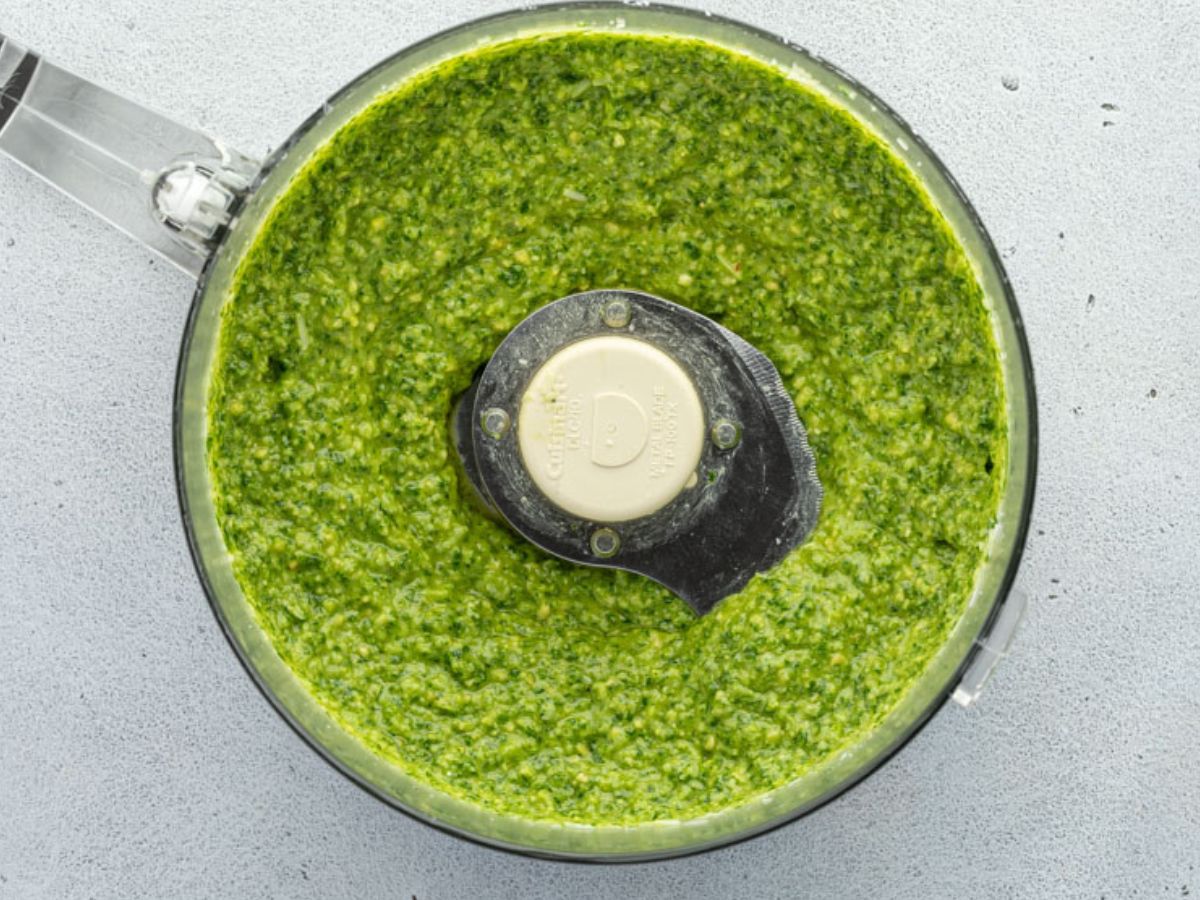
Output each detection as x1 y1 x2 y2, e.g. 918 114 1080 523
1 2 1036 860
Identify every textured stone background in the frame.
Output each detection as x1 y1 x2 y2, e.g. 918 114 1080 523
1 0 1197 897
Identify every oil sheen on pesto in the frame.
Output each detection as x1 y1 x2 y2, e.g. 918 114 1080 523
208 33 1006 825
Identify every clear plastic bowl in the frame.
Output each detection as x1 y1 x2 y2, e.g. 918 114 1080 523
170 3 1037 861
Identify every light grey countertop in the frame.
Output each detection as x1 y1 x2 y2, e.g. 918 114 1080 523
1 1 1197 897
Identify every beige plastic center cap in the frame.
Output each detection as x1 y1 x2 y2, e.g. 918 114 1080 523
517 335 705 523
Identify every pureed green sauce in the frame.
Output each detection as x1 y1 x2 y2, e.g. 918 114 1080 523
208 33 1006 825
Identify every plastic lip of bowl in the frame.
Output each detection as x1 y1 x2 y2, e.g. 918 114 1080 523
173 2 1038 862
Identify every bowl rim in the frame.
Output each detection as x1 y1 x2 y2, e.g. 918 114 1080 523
173 0 1038 863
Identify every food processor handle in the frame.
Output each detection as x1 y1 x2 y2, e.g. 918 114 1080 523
0 34 260 278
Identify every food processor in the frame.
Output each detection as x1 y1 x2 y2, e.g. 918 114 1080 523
0 2 1036 860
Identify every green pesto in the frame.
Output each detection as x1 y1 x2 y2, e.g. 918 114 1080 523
208 33 1006 825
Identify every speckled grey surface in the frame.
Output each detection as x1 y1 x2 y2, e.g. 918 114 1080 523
1 0 1198 897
